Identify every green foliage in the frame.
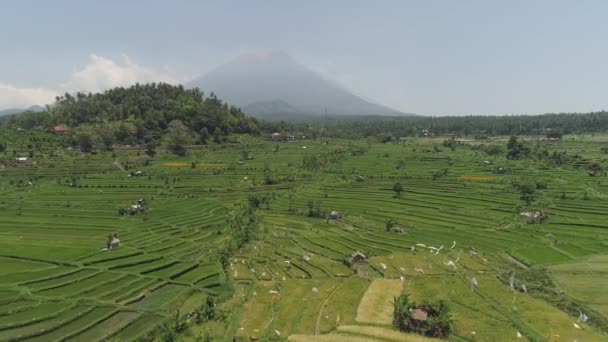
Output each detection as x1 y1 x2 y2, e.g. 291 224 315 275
392 182 403 197
160 311 187 342
167 120 193 156
393 294 453 339
506 136 530 159
195 296 216 324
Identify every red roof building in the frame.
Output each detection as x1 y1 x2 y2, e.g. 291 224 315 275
52 125 70 134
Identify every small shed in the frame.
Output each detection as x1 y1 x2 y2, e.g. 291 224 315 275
351 251 367 263
520 210 546 222
329 211 343 220
411 307 429 321
109 237 120 249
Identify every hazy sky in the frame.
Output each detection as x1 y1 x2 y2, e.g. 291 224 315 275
2 0 608 115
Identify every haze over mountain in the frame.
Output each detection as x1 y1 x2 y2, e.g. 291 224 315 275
188 51 409 118
0 105 45 116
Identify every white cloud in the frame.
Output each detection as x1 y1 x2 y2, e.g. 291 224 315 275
0 54 179 109
61 54 178 93
0 83 56 109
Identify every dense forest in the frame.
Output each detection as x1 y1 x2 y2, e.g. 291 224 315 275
2 83 608 149
260 111 608 138
0 83 259 153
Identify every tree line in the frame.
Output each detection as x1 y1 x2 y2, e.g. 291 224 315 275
258 111 608 138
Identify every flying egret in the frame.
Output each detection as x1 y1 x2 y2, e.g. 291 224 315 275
578 310 589 323
451 240 456 249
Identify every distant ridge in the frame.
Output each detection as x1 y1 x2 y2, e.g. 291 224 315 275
0 105 45 116
187 51 413 118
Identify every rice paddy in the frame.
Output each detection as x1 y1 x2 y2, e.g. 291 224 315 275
0 129 607 341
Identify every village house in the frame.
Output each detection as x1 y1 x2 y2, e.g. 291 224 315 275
269 131 295 142
51 125 70 134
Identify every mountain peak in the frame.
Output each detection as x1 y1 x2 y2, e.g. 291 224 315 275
187 52 408 117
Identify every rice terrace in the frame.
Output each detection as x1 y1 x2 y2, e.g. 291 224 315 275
1 98 608 341
2 2 608 340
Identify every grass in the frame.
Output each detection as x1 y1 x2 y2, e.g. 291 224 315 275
355 279 402 325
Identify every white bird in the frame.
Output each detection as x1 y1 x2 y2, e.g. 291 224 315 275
284 260 291 264
509 275 515 290
470 277 478 291
380 263 387 270
303 255 311 261
451 240 456 249
399 267 406 272
234 271 238 278
443 260 457 270
517 331 522 339
573 322 581 329
578 310 589 323
275 330 281 336
521 284 527 294
410 246 416 252
312 287 318 294
455 251 462 263
269 290 279 294
414 267 424 274
400 276 405 282
416 243 427 247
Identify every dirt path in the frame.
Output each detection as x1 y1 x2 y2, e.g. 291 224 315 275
113 159 125 171
314 282 342 335
503 253 529 270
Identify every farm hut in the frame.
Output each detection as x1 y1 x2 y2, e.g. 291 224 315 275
351 251 367 263
390 226 404 233
109 237 120 249
329 211 343 220
106 234 121 249
411 307 429 321
520 210 546 223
